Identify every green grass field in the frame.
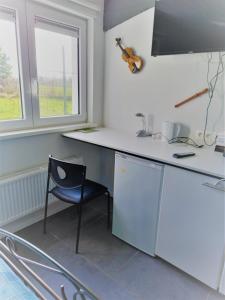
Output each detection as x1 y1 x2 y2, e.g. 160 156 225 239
0 97 22 120
0 97 73 121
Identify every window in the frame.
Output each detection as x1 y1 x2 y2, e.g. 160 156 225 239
35 19 79 118
0 0 87 131
0 9 22 121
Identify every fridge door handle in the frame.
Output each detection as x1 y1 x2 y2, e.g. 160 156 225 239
202 179 225 192
115 152 163 169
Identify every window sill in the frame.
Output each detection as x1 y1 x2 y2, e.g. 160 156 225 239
0 123 97 141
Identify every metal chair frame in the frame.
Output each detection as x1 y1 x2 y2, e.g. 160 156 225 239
43 155 111 253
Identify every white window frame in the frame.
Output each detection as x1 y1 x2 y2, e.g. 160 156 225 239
27 1 87 127
0 0 87 132
0 0 33 131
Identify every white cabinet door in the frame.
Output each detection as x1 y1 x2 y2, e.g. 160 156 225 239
113 153 163 256
219 263 225 295
156 166 225 289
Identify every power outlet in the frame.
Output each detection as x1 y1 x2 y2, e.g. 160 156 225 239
195 130 217 145
195 130 204 144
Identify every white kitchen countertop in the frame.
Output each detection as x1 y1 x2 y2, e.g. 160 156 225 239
62 127 225 179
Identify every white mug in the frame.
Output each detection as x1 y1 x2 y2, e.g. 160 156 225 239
161 121 181 141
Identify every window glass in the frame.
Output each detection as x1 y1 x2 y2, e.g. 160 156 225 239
35 19 79 118
0 10 23 121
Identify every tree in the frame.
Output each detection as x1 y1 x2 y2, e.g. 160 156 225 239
0 48 12 81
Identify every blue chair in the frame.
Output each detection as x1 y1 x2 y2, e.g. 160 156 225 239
43 155 111 253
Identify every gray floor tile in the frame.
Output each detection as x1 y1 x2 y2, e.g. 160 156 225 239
113 251 211 300
16 207 221 300
61 215 138 274
17 220 58 251
208 290 225 300
46 204 103 240
46 240 139 300
87 195 112 216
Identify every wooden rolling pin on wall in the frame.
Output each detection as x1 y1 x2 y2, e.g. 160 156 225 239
175 88 209 108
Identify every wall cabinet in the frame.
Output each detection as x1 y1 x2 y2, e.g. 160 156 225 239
156 166 225 290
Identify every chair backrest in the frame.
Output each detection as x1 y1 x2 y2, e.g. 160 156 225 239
48 156 86 189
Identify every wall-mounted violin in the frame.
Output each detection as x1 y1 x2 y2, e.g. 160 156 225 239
115 38 143 74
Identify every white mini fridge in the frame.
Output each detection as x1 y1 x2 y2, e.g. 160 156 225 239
112 152 163 256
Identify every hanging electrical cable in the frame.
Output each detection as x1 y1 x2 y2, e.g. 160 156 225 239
203 52 225 146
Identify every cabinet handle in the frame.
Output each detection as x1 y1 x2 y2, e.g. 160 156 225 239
203 179 225 192
215 179 225 186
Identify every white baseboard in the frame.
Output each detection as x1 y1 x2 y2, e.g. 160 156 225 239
2 200 72 233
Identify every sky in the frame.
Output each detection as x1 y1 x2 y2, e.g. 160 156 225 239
0 18 78 79
35 27 78 79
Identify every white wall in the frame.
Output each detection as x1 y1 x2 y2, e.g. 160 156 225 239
0 0 105 231
0 133 102 181
0 0 104 178
104 8 225 137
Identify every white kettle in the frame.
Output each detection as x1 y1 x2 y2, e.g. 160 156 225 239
161 121 181 142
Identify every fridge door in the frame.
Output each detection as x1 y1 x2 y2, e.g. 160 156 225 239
112 153 163 256
220 263 225 295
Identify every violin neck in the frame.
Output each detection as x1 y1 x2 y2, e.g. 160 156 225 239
117 41 129 57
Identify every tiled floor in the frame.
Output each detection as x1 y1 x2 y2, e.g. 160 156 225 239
17 197 225 300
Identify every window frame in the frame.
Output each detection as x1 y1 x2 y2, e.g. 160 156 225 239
27 1 87 127
0 0 87 132
0 0 33 131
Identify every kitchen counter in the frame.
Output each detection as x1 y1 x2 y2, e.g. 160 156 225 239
62 127 225 179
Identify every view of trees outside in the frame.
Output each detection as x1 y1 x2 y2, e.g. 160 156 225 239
0 16 79 122
0 16 23 121
0 47 21 100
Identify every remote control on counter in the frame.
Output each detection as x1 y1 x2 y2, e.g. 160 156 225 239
173 152 196 159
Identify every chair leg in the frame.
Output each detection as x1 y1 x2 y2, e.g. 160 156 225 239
106 191 111 229
43 192 49 234
76 205 82 254
76 205 80 216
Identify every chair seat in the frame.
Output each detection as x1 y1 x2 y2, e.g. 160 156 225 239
51 179 107 204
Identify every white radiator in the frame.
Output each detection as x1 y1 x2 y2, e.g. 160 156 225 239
0 156 82 227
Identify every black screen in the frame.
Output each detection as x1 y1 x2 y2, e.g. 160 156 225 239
152 0 225 56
